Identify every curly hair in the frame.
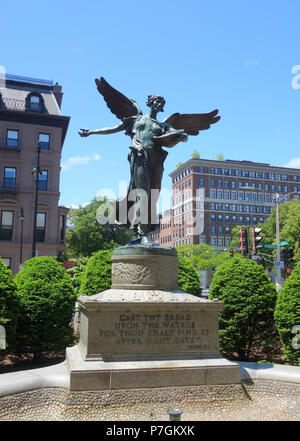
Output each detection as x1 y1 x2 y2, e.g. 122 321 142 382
146 95 166 108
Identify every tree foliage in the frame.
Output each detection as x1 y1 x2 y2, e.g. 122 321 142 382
216 152 224 160
66 197 133 257
261 199 300 264
79 250 112 296
0 259 19 352
191 150 200 159
209 257 277 361
177 254 202 296
15 256 76 358
274 263 300 365
176 244 217 270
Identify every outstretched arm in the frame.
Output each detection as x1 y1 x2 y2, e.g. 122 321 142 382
79 121 124 137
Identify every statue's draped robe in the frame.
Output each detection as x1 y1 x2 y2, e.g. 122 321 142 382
116 115 168 234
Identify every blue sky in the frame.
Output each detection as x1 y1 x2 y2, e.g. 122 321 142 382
1 0 300 208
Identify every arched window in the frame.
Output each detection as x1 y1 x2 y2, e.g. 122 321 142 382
25 93 45 112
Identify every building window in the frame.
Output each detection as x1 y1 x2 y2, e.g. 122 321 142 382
39 133 50 150
60 215 66 241
231 181 236 189
264 172 269 179
259 193 264 202
231 204 236 211
238 182 243 188
231 169 236 176
246 216 251 224
278 185 282 192
3 167 16 188
225 204 230 211
245 205 250 213
217 203 223 210
258 183 262 190
210 179 215 187
1 257 11 268
38 170 48 191
244 170 249 177
29 95 42 112
35 213 46 242
252 193 257 201
294 186 298 193
210 189 216 198
238 170 243 177
200 236 205 244
224 169 229 175
210 168 215 174
283 174 288 181
252 206 257 213
271 173 275 180
217 168 222 175
211 203 215 210
239 205 243 212
211 226 216 234
218 214 223 223
284 185 288 193
238 192 243 201
257 172 262 179
265 184 269 191
253 216 257 224
199 178 204 187
199 166 204 173
225 237 231 246
251 171 256 178
0 211 14 241
232 215 237 223
225 191 230 200
218 226 223 234
239 216 244 223
211 237 216 246
211 214 216 222
293 176 298 182
6 129 19 148
218 237 224 247
225 215 230 223
217 180 222 188
259 217 264 223
231 191 236 200
217 190 223 199
271 184 275 192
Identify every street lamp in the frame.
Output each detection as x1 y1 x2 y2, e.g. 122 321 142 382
19 206 24 270
31 144 41 258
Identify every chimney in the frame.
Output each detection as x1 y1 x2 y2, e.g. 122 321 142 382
53 82 63 109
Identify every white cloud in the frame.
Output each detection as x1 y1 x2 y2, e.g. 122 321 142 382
61 153 101 172
243 59 259 67
284 158 300 169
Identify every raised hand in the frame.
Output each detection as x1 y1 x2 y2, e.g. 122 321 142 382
78 128 91 137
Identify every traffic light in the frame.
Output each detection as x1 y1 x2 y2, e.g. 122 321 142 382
252 227 263 255
286 267 291 278
238 227 248 256
230 249 234 259
287 248 294 263
281 247 289 268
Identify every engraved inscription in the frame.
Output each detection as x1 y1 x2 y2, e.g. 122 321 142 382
98 313 213 351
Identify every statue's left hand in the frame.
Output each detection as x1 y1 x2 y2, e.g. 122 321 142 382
78 128 91 137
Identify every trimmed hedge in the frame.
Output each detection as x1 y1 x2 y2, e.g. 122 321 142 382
15 256 76 358
0 259 19 352
209 257 277 361
274 264 300 365
79 250 112 296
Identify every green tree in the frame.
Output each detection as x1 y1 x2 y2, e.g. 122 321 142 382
79 250 112 296
274 263 300 365
261 200 300 264
176 244 217 270
63 257 89 296
216 152 224 160
209 257 277 361
15 256 76 360
176 162 184 168
66 197 133 257
177 254 202 296
191 150 200 159
0 259 19 352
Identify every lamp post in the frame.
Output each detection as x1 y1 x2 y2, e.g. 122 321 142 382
19 206 24 271
31 144 41 258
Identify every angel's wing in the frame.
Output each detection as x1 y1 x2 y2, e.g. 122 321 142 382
163 109 220 135
95 77 142 120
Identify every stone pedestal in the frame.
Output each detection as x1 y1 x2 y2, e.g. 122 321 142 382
66 246 240 390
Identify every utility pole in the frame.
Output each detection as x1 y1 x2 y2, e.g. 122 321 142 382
275 193 281 290
19 206 24 270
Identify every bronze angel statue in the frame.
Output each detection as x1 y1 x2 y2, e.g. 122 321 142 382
79 77 220 245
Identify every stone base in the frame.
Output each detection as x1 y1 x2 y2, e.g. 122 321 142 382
67 344 240 391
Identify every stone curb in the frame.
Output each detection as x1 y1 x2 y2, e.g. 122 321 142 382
0 360 299 398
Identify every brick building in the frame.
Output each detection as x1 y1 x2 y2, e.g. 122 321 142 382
0 74 70 273
168 158 300 249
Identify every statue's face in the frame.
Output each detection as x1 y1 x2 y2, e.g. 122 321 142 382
152 97 165 112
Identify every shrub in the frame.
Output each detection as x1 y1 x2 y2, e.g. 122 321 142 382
79 250 112 296
177 255 202 296
15 256 76 359
274 264 300 365
64 257 89 296
209 257 277 361
0 259 19 352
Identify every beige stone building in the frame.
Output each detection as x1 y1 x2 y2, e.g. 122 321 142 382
0 74 70 273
